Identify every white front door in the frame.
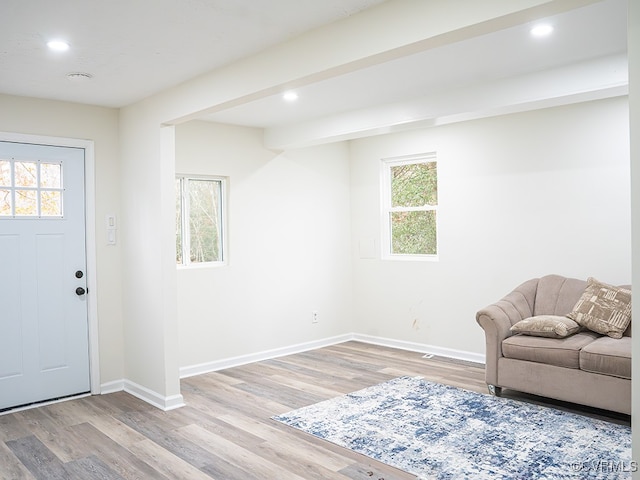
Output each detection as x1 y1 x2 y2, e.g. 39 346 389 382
0 141 90 411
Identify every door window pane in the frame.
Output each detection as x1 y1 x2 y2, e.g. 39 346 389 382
15 190 37 215
0 160 64 217
41 191 62 216
0 190 11 215
14 162 37 187
0 161 10 186
40 163 61 188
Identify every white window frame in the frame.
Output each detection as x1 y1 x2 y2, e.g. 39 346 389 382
176 174 228 268
380 153 438 261
0 158 65 219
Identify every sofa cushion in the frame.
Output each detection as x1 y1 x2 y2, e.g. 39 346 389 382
567 277 632 339
533 275 587 316
510 315 581 338
580 336 631 379
502 331 600 369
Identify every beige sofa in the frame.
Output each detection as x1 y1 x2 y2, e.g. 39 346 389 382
476 274 631 415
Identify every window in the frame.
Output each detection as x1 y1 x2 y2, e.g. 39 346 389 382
381 154 438 259
0 159 63 217
176 175 226 266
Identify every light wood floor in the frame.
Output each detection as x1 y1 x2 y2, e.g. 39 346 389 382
0 341 629 479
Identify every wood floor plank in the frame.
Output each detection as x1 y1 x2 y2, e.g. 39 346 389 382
5 435 68 480
338 462 417 480
264 358 372 393
0 412 31 442
127 438 214 480
267 373 347 398
0 340 628 479
175 408 267 450
87 413 149 448
33 423 95 463
179 382 242 419
297 348 384 373
116 411 214 470
38 398 95 427
219 414 354 472
63 455 126 480
175 423 308 480
199 457 265 480
13 409 63 444
62 421 170 480
183 373 292 417
268 353 362 379
227 374 327 409
0 441 37 480
181 369 245 390
250 440 356 480
79 391 151 416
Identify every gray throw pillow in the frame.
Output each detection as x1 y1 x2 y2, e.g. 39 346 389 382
510 315 581 338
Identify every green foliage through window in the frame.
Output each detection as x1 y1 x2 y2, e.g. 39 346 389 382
391 162 437 207
176 176 225 265
391 210 437 255
383 155 437 257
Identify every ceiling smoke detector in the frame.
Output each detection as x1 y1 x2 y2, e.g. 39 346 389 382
66 72 93 82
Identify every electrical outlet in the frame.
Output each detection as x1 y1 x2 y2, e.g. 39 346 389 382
312 311 319 324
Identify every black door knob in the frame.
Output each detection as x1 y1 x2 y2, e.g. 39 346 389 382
75 270 84 279
76 287 86 296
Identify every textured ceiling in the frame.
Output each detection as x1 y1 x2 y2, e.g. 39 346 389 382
0 0 386 107
205 0 627 129
0 0 629 145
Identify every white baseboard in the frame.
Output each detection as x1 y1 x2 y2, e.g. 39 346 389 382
99 379 185 411
123 380 185 411
353 333 486 364
102 334 483 411
180 333 485 379
179 333 353 379
100 379 125 395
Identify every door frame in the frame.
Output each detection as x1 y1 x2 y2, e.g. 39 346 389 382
0 131 100 395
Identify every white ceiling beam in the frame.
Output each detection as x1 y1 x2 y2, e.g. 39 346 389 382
161 0 597 125
263 54 628 150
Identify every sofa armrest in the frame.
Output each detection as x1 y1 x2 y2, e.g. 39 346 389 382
476 278 538 385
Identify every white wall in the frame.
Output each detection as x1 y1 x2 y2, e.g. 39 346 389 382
118 105 182 407
118 0 578 405
175 121 353 369
628 0 639 473
0 94 124 385
350 96 631 356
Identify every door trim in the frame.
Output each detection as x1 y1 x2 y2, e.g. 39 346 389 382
0 131 100 395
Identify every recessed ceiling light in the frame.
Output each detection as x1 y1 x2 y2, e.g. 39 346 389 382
283 91 298 102
47 40 70 51
530 24 553 37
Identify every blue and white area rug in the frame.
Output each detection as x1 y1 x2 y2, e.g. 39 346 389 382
272 376 633 480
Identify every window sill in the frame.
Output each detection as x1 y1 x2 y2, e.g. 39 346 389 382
382 254 439 262
177 261 227 270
